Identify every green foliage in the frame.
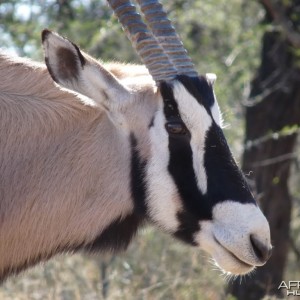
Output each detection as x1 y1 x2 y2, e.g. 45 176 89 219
0 0 137 60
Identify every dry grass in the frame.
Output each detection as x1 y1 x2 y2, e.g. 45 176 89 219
0 226 299 299
0 228 225 300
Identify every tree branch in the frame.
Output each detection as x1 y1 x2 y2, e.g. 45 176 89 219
252 151 299 167
261 0 300 48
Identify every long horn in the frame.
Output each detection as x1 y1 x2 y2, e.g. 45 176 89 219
137 0 198 77
107 0 177 82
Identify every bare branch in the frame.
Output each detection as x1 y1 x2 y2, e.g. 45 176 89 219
261 0 300 48
242 69 293 107
252 152 299 167
245 126 300 150
242 81 284 107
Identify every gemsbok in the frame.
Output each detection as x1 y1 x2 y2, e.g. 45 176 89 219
0 0 272 281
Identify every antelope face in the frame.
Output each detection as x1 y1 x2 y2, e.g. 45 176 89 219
145 75 272 275
42 29 271 276
109 0 271 276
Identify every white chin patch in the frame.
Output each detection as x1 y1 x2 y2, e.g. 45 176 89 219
196 201 271 275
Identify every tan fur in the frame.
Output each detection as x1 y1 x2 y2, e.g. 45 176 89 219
106 62 150 79
0 53 156 277
106 62 156 92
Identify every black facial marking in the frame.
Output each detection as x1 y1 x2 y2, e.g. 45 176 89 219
160 81 211 218
175 75 254 204
174 211 200 246
160 82 189 135
159 81 213 244
159 77 255 245
129 133 148 215
160 81 181 119
167 130 212 220
177 75 215 111
204 123 254 205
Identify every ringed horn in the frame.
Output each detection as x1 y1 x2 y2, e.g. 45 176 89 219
107 0 198 82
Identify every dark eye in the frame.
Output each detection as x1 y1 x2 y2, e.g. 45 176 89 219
165 121 188 135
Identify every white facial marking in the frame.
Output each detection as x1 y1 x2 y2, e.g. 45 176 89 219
196 201 271 275
210 101 223 127
145 107 180 232
172 82 212 194
204 73 222 126
205 73 217 85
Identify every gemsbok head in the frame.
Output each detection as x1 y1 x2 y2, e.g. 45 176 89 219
0 0 271 281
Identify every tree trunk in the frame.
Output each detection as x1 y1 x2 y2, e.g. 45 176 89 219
227 13 300 300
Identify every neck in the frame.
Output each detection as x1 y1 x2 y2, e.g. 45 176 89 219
0 54 138 280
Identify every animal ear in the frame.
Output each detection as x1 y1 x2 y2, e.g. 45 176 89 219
41 29 130 108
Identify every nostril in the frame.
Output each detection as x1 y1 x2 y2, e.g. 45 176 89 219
250 234 272 263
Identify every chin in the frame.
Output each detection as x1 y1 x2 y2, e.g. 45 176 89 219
195 218 270 276
210 235 257 275
212 252 256 276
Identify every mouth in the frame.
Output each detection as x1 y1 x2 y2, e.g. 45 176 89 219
213 236 254 270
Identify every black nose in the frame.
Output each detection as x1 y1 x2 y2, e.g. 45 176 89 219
250 234 272 263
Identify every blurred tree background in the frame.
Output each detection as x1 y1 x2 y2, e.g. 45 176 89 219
0 0 300 299
228 1 300 299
